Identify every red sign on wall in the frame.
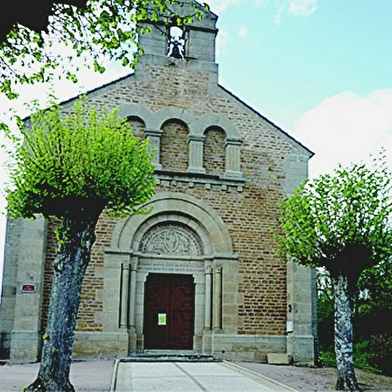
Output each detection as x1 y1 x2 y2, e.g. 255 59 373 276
21 284 36 293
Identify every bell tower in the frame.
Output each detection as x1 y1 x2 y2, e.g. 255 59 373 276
136 0 219 80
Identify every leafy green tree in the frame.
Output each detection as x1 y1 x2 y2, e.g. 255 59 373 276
275 154 392 391
4 96 156 391
1 0 209 99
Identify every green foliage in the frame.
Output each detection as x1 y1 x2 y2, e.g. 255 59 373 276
0 1 210 99
369 334 392 375
317 290 334 352
319 344 380 373
353 340 373 370
357 257 392 326
5 96 156 220
319 350 336 367
275 152 392 277
355 260 392 375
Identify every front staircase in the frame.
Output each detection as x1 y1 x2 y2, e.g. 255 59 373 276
123 350 219 362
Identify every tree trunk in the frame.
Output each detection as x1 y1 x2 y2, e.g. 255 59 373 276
332 273 360 391
26 213 100 392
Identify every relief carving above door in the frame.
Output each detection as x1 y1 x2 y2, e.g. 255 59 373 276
139 224 203 255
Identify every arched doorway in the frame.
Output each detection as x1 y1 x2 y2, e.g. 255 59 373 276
104 192 238 355
136 220 205 352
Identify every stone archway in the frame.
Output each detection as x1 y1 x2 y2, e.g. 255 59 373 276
103 192 238 355
134 218 207 352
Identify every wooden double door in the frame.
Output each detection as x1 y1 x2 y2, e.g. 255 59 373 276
144 274 195 350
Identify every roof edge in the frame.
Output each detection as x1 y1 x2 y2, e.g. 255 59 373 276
217 84 314 158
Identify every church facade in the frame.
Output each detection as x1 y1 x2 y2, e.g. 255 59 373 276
0 1 317 365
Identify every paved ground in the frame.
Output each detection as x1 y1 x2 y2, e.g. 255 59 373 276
0 359 115 392
112 360 296 392
0 359 296 392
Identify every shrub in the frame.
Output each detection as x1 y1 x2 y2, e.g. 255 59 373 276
368 334 392 376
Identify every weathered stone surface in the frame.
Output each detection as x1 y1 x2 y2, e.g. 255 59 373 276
267 353 293 365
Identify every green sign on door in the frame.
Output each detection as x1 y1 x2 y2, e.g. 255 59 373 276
158 313 167 325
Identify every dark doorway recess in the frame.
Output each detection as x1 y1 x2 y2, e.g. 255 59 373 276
144 273 195 350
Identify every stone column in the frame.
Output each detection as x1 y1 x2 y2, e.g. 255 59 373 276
128 257 138 352
144 129 162 170
119 263 130 329
224 138 243 179
213 265 222 332
129 263 137 331
187 135 206 173
204 266 212 330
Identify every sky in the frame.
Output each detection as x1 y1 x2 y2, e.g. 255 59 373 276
1 0 392 290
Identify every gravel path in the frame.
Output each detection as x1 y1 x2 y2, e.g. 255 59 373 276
235 361 392 391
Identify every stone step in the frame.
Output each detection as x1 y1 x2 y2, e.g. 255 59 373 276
267 353 293 365
123 351 219 362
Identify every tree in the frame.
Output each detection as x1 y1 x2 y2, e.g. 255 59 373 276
0 0 209 99
274 154 392 391
4 96 156 391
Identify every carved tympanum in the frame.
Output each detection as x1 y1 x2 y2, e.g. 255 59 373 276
139 224 202 255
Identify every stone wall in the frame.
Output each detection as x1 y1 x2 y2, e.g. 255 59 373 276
56 61 290 335
41 59 312 362
1 36 315 364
